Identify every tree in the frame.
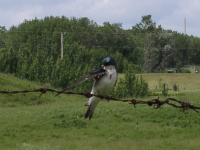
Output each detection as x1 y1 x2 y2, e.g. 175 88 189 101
142 38 159 73
132 15 156 32
0 26 7 49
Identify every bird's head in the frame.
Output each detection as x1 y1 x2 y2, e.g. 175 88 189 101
102 57 116 69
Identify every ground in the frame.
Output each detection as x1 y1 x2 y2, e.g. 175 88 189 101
0 73 200 150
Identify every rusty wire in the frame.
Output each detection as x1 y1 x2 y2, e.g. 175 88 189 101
0 88 200 113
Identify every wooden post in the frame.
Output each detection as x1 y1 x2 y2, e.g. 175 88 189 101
184 18 186 35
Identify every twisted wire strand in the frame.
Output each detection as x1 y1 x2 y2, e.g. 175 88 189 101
0 88 200 113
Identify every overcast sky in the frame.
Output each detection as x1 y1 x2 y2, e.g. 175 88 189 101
1 0 200 37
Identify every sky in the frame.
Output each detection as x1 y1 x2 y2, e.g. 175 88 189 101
1 0 200 37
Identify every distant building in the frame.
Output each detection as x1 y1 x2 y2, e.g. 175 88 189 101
165 65 200 73
182 65 200 73
165 68 177 73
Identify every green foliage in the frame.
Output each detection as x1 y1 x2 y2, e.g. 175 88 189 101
182 69 191 73
1 15 200 93
0 17 131 89
132 15 156 32
173 84 178 91
111 66 148 98
158 78 163 90
161 83 168 96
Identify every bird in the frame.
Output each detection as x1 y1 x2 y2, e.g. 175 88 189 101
57 57 118 119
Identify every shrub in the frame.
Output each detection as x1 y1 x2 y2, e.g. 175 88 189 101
173 84 178 91
161 83 168 96
110 66 148 98
182 69 191 73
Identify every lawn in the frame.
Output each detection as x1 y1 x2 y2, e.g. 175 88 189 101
0 73 200 150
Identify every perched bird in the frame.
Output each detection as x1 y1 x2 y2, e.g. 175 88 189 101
58 57 118 119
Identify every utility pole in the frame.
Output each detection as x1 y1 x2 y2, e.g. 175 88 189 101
61 32 64 60
184 18 186 35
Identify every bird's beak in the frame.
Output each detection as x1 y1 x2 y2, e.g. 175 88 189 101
101 65 104 69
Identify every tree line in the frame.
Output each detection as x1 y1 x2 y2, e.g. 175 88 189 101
0 15 200 96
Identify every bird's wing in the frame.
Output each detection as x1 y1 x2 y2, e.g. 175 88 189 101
56 69 107 95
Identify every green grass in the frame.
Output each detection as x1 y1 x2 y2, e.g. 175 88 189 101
1 73 200 149
119 73 200 92
141 73 200 92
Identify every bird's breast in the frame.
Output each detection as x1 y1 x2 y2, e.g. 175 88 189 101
92 69 117 95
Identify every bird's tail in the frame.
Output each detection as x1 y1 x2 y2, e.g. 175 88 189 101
85 105 94 119
85 99 100 119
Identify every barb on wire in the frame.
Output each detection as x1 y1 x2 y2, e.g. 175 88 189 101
0 88 200 113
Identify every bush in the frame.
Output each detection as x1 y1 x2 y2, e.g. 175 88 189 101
173 84 178 91
182 69 191 73
110 66 148 98
161 83 168 96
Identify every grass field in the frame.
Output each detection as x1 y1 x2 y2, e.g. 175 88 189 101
119 73 200 93
0 73 200 150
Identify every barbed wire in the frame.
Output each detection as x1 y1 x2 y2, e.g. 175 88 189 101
0 88 200 113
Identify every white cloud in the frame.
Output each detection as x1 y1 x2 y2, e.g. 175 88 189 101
157 0 200 36
13 6 43 25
